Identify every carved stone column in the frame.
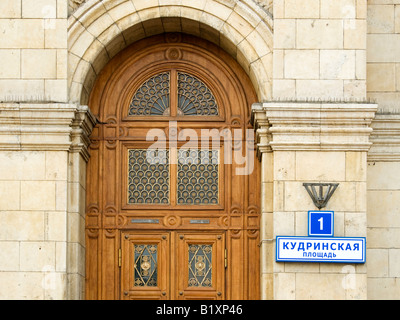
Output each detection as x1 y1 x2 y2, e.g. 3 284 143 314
66 105 96 299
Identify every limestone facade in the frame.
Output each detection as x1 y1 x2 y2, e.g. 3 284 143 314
0 0 398 300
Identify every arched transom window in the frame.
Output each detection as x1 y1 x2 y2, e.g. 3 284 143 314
128 70 219 117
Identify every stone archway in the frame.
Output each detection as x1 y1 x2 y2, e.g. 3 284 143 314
67 0 273 105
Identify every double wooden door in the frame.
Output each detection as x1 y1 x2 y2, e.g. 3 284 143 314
121 231 225 300
85 34 260 300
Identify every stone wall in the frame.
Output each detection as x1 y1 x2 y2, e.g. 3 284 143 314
366 160 400 299
367 0 400 112
0 0 95 300
0 0 69 299
0 0 398 300
366 0 400 300
273 0 367 101
0 0 68 103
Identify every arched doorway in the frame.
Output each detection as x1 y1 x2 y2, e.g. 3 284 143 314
85 33 260 300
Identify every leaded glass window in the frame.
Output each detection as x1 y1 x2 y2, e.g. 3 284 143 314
128 70 219 117
128 149 169 204
177 149 219 205
134 244 158 287
188 244 213 287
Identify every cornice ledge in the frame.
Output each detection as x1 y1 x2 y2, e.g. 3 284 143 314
368 113 400 162
0 103 97 156
251 101 378 153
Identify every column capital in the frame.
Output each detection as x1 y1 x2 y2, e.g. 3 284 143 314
251 103 272 157
70 105 97 162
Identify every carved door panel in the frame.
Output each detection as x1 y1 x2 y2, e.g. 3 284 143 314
175 232 225 300
121 231 225 300
121 232 170 300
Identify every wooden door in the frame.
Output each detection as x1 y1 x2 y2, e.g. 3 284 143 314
121 231 170 300
176 232 225 300
86 33 261 300
121 231 225 300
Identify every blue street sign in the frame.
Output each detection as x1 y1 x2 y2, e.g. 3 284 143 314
308 210 334 237
276 236 366 263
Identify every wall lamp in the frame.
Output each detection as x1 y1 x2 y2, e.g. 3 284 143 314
303 183 339 210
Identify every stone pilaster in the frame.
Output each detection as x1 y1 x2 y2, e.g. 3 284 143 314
0 102 96 299
253 101 377 300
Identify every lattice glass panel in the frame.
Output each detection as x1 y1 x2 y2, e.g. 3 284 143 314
128 149 169 204
134 244 158 287
128 72 170 116
188 244 213 287
177 72 219 116
177 149 219 205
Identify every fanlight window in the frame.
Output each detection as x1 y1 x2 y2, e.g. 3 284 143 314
128 71 219 117
129 72 170 116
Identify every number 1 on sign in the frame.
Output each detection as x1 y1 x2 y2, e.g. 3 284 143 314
308 211 333 237
318 217 323 230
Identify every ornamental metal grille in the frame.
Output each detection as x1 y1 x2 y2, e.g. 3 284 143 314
177 149 219 205
128 71 219 116
128 72 170 116
188 244 213 287
133 244 158 287
177 72 219 116
128 149 170 204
